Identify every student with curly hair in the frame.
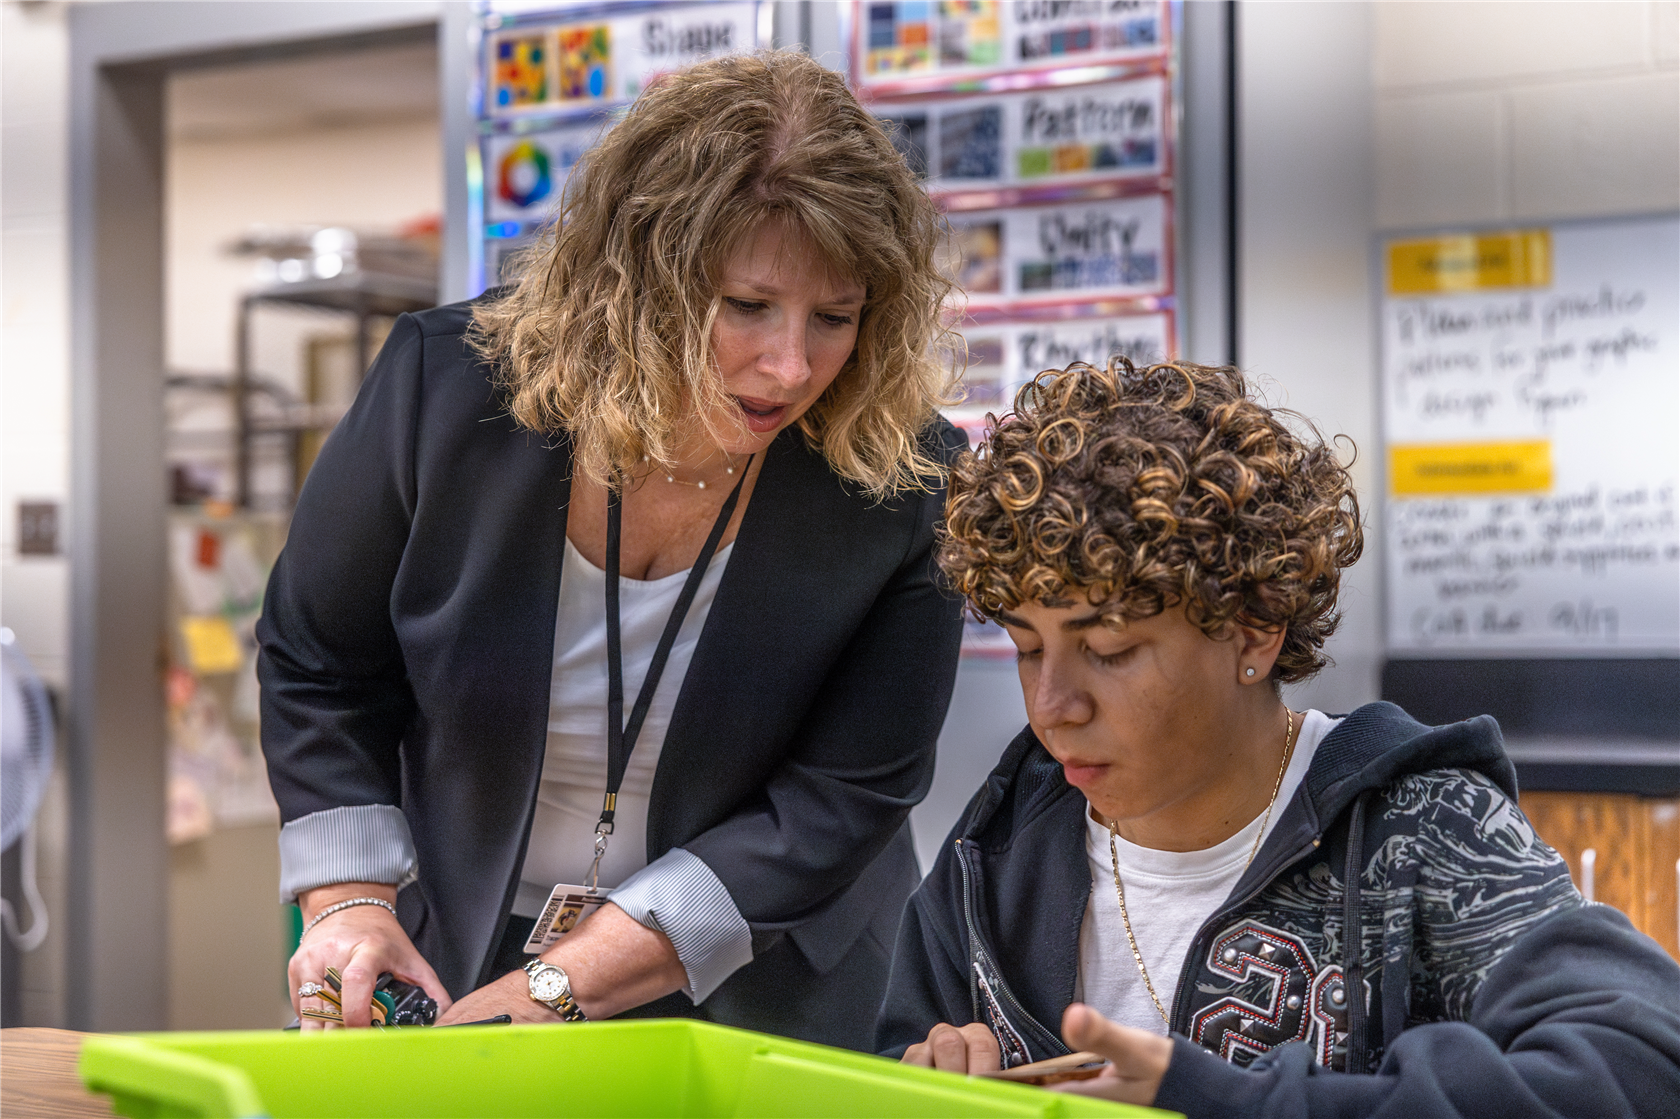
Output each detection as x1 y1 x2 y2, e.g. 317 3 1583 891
877 358 1680 1116
260 51 965 1045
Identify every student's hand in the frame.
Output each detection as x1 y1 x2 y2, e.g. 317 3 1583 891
1051 1003 1173 1105
902 1022 1001 1074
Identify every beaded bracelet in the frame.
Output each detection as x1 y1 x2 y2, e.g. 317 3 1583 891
303 896 397 938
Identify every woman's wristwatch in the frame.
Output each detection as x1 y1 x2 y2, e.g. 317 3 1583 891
523 958 587 1021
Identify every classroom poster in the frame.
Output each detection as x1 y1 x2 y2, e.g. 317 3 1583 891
857 0 1169 93
488 2 760 114
484 119 611 224
942 193 1170 307
950 311 1172 412
1381 215 1680 655
875 74 1168 196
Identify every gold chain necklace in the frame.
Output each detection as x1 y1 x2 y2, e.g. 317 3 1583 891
1106 708 1297 1027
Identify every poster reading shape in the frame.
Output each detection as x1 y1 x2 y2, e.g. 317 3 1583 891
859 0 1165 88
558 24 612 103
875 75 1166 194
944 193 1168 305
493 32 550 109
488 3 758 114
1382 216 1680 655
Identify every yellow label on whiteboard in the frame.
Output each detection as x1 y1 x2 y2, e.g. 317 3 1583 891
1390 441 1552 495
1387 230 1551 294
179 615 244 675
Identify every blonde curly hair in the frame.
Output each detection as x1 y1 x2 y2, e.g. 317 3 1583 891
938 358 1364 682
470 50 954 497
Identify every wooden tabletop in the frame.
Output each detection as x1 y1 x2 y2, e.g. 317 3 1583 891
0 1028 116 1119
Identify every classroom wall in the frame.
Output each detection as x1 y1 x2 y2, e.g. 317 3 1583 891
1374 0 1679 230
1240 0 1679 722
6 0 1677 1024
1 0 73 1028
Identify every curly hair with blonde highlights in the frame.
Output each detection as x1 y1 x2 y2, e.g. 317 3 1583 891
938 359 1364 682
470 50 954 497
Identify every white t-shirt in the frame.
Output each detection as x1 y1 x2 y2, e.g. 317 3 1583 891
1076 709 1340 1034
513 536 733 916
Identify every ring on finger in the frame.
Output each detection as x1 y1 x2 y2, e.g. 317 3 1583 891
298 981 326 999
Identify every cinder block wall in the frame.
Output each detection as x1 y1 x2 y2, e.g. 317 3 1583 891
1375 0 1679 229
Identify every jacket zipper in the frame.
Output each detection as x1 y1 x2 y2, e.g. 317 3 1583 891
1168 833 1327 1030
955 838 1069 1060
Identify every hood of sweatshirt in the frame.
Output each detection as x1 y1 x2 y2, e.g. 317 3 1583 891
954 701 1517 902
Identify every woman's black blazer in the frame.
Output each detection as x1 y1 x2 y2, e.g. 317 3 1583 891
257 300 966 1037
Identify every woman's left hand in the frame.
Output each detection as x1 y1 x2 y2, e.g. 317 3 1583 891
435 967 562 1025
1051 1003 1173 1106
435 901 687 1026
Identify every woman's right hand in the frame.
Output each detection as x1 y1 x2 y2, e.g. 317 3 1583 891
290 883 452 1030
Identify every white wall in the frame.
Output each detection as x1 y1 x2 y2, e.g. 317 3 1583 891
1238 0 1381 716
1241 0 1679 719
1 0 73 1028
167 116 441 377
1375 0 1679 229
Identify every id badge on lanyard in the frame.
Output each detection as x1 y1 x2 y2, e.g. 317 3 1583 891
524 457 752 955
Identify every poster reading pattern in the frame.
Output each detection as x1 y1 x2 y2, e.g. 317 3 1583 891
858 0 1168 92
1382 216 1680 655
875 74 1167 196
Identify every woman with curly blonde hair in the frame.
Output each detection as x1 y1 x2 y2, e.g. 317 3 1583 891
259 50 966 1048
879 359 1679 1118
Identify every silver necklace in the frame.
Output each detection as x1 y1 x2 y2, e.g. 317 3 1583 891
640 451 745 490
1106 708 1297 1027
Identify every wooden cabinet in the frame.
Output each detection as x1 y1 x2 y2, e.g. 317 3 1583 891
1519 792 1680 963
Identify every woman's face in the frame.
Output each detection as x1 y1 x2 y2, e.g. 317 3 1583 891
1000 598 1261 839
704 220 865 455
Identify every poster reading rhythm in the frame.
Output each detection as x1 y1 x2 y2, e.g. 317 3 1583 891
950 311 1171 409
942 193 1169 306
1382 215 1680 655
874 74 1167 195
857 0 1168 91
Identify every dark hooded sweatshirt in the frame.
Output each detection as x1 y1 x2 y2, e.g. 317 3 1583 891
876 702 1680 1118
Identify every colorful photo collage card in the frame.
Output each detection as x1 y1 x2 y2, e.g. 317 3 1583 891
484 120 612 227
486 2 760 116
940 193 1170 310
875 74 1167 202
856 0 1168 93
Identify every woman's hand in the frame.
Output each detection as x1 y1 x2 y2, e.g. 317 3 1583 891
435 901 686 1026
901 1022 1002 1074
1051 1003 1173 1106
290 883 451 1030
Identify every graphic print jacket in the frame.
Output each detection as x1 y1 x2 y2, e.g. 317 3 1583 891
875 702 1680 1118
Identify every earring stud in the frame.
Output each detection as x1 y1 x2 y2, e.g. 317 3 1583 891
1245 667 1256 677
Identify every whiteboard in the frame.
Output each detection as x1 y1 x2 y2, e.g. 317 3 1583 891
1382 214 1680 656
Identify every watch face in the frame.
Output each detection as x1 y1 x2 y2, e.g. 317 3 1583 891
530 968 567 1002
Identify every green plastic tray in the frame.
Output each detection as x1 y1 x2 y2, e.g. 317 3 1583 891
79 1019 1174 1119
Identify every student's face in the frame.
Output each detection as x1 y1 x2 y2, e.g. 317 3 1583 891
703 220 865 455
1000 599 1253 831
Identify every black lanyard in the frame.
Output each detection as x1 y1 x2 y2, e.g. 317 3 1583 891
596 455 753 841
